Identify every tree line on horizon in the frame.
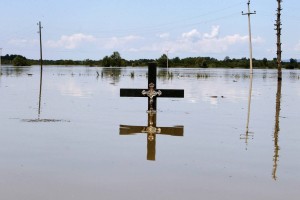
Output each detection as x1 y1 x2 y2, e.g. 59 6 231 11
1 52 299 69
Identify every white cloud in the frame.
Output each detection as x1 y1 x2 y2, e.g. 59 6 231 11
25 26 264 59
46 33 142 51
182 29 201 42
204 25 220 39
57 79 93 98
157 33 170 39
131 26 263 55
8 39 38 46
47 33 96 49
101 35 142 49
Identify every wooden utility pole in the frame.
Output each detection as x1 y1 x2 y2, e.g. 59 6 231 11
275 0 282 81
242 0 256 74
273 0 283 180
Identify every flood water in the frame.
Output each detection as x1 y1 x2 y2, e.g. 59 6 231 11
0 65 299 200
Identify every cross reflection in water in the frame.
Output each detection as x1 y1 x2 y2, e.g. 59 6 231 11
120 110 184 161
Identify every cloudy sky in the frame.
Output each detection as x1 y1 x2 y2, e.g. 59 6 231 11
0 0 299 60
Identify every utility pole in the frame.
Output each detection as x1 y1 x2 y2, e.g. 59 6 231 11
273 0 283 180
242 0 256 74
37 21 43 116
38 21 43 69
275 0 282 81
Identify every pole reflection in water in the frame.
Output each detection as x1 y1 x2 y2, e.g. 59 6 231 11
38 60 43 118
22 66 69 123
38 21 43 118
273 79 282 180
240 73 254 148
120 109 184 161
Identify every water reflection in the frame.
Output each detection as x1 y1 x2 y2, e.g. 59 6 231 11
240 73 254 148
38 63 43 117
157 69 173 80
120 110 184 161
101 67 122 84
1 66 30 76
22 65 70 123
22 65 45 122
1 66 300 198
273 79 282 180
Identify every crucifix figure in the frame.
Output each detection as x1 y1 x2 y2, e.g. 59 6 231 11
120 62 184 110
120 110 184 161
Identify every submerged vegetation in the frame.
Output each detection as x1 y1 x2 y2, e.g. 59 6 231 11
1 52 299 69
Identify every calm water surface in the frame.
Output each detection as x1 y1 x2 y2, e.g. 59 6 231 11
0 65 299 200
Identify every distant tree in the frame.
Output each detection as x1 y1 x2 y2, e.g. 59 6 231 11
267 58 277 68
286 58 298 69
195 57 208 68
12 56 30 66
102 56 111 67
202 60 208 68
172 57 181 67
224 56 231 62
84 59 95 66
101 52 123 67
157 54 168 67
110 51 122 67
262 58 268 66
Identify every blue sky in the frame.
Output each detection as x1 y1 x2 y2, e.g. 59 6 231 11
0 0 299 60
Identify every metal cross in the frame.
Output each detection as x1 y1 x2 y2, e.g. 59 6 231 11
120 62 184 111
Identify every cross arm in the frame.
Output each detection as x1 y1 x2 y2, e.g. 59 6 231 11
159 89 184 98
120 89 145 97
158 126 184 136
120 125 145 135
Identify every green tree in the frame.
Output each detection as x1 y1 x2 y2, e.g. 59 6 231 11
286 58 298 69
12 56 30 66
262 58 268 67
157 54 168 67
102 56 111 67
84 59 95 66
110 51 122 67
224 56 231 62
195 57 208 68
172 57 181 67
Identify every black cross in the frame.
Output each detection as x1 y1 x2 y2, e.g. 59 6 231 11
120 62 184 110
120 111 184 161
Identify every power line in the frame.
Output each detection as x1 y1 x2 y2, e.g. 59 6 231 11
72 3 244 36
